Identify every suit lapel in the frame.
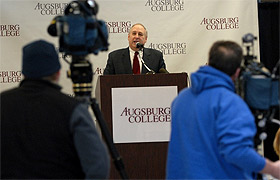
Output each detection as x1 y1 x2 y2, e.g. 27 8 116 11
122 47 133 74
142 48 151 74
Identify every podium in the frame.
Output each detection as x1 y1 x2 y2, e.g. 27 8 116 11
95 73 188 179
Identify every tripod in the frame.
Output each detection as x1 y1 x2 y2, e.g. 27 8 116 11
90 98 128 179
251 107 280 180
67 56 129 179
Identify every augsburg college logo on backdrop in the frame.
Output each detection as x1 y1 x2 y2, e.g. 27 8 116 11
145 0 184 12
200 17 239 31
148 42 187 55
106 21 132 34
0 71 22 83
0 24 20 37
34 2 68 15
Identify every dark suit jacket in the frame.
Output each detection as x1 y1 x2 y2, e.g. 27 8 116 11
103 47 166 75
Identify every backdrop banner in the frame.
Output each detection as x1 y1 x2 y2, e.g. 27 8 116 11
0 0 259 96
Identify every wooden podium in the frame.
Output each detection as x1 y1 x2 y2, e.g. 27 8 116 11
95 73 188 179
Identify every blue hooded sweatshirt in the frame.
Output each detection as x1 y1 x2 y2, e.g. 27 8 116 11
166 66 265 179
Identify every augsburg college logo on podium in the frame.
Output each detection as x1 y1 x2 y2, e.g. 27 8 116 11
120 107 171 123
112 86 177 144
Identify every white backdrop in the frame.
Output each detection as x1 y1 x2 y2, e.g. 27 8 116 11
0 0 259 96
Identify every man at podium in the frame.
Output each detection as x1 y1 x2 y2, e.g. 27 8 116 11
103 23 167 75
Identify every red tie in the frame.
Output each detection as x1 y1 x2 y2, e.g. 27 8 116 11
133 51 140 74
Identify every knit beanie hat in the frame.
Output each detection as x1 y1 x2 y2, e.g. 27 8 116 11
22 39 61 78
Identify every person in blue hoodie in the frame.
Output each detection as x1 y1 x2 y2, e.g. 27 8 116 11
166 40 280 179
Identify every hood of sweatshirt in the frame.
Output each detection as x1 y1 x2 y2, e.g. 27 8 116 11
190 65 235 94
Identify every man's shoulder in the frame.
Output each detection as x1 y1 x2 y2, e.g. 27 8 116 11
49 91 84 113
109 47 128 55
0 87 18 98
144 47 162 55
56 91 80 103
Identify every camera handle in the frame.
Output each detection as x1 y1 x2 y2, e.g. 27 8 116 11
90 98 129 179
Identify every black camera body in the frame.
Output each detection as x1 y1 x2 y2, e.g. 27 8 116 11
48 0 109 96
239 33 279 110
238 33 279 145
48 0 109 57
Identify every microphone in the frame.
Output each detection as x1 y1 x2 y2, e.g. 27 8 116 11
47 16 62 37
159 68 169 73
136 42 144 50
47 24 57 37
242 33 256 43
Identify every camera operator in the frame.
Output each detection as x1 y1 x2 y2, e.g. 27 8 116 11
0 39 110 179
166 40 280 179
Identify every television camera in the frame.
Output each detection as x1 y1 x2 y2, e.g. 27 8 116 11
47 1 128 179
237 33 279 146
47 0 109 97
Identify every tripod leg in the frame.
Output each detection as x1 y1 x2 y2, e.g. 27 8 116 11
90 98 129 179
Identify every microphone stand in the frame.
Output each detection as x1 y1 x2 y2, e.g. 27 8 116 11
91 98 129 179
137 47 155 74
